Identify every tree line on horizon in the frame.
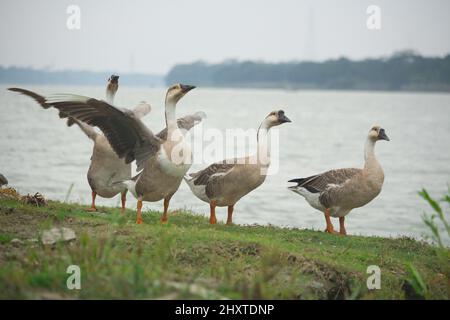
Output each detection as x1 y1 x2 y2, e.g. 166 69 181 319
1 51 449 92
166 51 450 92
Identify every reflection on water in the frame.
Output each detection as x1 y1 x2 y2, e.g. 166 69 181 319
1 85 449 240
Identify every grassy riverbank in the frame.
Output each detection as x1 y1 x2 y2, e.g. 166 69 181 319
0 195 448 300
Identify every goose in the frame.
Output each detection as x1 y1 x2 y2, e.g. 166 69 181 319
288 126 390 235
9 82 205 217
73 75 149 212
185 110 291 225
10 83 197 224
9 75 152 213
8 74 151 213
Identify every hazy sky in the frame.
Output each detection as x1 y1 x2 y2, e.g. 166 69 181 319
0 0 449 74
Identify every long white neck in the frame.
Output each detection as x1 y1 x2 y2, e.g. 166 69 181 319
364 137 378 169
106 85 116 104
257 120 271 166
163 97 191 167
165 99 178 137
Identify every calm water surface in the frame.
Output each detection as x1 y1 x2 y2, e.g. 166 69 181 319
1 85 449 240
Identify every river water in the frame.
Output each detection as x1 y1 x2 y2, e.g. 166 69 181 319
1 85 449 240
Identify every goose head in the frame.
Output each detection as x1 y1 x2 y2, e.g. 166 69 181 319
106 74 119 99
165 83 196 105
368 125 390 142
263 110 292 128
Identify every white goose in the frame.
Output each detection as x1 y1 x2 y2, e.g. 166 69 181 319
288 126 390 235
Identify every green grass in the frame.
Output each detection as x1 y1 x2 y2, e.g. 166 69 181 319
0 197 448 299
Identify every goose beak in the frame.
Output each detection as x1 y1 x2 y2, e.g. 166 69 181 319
378 128 390 141
180 84 196 93
279 114 292 124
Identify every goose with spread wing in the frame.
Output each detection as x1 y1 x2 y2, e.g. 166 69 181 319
10 83 196 224
9 75 152 213
288 126 390 235
185 110 291 225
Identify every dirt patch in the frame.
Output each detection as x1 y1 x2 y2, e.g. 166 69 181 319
0 205 51 238
283 252 353 299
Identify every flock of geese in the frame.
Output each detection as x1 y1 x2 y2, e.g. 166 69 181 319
8 75 389 235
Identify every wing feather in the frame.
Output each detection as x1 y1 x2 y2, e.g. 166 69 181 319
9 88 161 168
156 111 206 140
289 168 361 193
189 161 235 186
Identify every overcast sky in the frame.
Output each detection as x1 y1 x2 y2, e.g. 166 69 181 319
0 0 449 74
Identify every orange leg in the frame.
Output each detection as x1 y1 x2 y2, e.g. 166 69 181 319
209 200 217 224
136 198 143 224
120 191 127 214
339 217 347 235
226 205 234 225
324 208 336 234
86 191 98 212
161 194 173 223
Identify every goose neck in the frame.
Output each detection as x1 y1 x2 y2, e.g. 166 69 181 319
364 137 378 169
257 121 271 165
165 100 178 135
106 85 117 104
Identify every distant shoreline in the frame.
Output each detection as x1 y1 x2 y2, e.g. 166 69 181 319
0 66 164 87
2 51 450 93
2 82 449 96
166 51 450 93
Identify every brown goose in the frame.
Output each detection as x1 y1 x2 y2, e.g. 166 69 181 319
185 110 291 225
9 82 205 216
288 126 390 235
9 75 151 212
10 83 197 224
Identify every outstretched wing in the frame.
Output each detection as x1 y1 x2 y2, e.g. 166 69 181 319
157 111 206 140
44 94 161 169
9 88 161 169
132 102 152 119
8 87 49 109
